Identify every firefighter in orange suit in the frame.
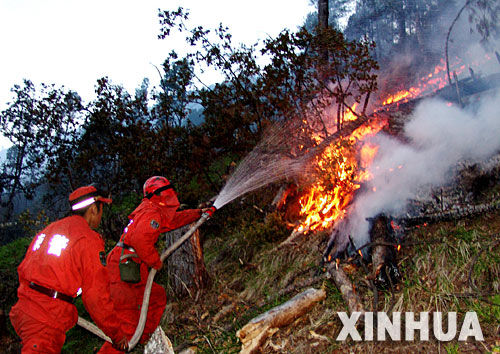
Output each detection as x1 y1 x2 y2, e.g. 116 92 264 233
98 176 207 353
9 185 128 353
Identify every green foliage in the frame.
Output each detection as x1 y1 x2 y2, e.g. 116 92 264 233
1 9 380 350
211 210 289 266
17 209 49 236
444 342 460 354
242 211 289 245
0 80 83 219
469 294 500 324
159 7 378 159
0 237 30 312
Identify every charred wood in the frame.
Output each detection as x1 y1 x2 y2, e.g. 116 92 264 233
365 214 401 289
398 200 500 229
469 67 476 81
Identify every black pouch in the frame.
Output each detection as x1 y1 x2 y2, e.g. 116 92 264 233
119 249 141 284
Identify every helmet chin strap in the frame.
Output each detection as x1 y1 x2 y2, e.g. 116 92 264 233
145 184 174 199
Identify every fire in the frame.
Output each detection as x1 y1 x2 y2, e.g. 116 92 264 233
380 57 468 107
390 220 401 230
296 118 387 233
294 53 493 235
344 103 359 122
380 59 451 106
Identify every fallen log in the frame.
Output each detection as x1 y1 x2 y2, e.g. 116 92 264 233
325 263 365 314
236 287 326 354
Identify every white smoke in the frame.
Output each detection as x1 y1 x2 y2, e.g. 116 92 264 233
339 90 500 249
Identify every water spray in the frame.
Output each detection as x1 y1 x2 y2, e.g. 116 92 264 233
78 122 312 347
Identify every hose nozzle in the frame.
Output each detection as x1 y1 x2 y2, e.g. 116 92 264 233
203 205 217 218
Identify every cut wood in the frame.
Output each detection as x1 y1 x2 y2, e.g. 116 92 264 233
236 287 326 354
143 326 174 354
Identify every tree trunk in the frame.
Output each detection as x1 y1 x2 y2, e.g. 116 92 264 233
318 0 330 76
318 0 329 29
396 0 407 47
164 224 209 298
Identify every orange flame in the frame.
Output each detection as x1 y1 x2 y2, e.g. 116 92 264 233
296 118 387 233
344 103 359 122
390 220 401 230
294 54 495 235
379 56 482 107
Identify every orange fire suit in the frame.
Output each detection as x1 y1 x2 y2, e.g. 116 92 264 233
9 215 126 353
98 196 202 353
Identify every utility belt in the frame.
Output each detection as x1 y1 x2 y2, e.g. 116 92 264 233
117 242 141 284
117 241 136 253
29 282 75 304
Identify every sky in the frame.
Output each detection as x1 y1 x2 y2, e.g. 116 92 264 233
0 0 315 149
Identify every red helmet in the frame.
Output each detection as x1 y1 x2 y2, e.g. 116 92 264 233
143 176 173 198
143 176 179 208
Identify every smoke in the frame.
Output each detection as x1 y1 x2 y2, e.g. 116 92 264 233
338 90 500 250
373 0 500 108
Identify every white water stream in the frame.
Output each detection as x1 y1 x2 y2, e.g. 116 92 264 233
212 125 311 209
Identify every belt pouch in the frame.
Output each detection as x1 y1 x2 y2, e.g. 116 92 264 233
119 247 141 283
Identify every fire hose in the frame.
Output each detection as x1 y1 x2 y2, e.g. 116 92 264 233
77 207 215 350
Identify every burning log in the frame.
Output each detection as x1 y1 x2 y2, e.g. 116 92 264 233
236 288 326 354
365 214 401 289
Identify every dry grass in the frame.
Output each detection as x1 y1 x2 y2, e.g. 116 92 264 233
163 209 500 354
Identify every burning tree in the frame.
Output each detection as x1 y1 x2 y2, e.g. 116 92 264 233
158 7 379 160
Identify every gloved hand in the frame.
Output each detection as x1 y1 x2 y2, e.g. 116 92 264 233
112 335 129 352
202 206 216 217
